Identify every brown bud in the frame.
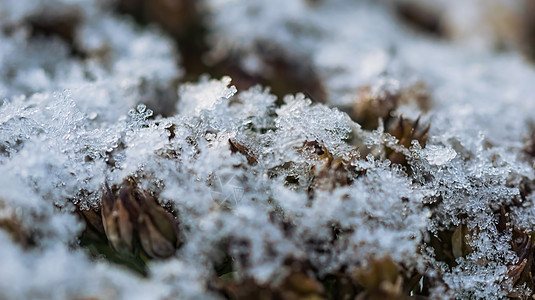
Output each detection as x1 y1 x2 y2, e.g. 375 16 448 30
298 141 356 193
280 272 325 298
137 193 180 258
101 182 136 255
101 178 180 258
354 257 403 300
386 115 430 166
78 208 105 236
353 84 400 130
387 115 429 149
312 157 351 193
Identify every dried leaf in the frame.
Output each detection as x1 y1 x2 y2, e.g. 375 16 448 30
451 224 472 259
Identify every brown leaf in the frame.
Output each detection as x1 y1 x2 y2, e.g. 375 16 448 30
451 224 472 259
507 258 527 285
229 138 258 165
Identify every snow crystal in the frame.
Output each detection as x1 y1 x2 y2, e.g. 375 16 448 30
423 145 457 166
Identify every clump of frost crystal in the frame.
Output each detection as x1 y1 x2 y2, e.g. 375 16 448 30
0 0 181 119
3 0 535 299
204 0 535 298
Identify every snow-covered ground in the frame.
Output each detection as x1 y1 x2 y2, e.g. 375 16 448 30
1 0 535 298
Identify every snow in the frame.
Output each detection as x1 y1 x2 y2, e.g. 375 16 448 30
1 0 535 299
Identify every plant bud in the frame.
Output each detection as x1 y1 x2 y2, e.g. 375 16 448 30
137 193 180 258
101 178 180 258
101 182 136 255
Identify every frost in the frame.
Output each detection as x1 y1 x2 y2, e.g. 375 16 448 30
0 0 181 120
2 0 535 299
422 145 457 166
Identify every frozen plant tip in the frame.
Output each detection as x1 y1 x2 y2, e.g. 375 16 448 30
386 115 430 166
102 178 181 259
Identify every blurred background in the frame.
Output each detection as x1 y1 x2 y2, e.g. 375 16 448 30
20 0 535 105
116 0 535 98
